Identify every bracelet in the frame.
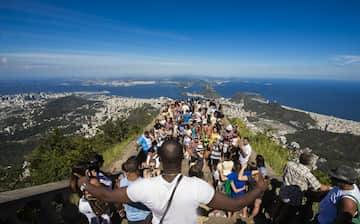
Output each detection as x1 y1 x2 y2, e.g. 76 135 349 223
80 181 89 192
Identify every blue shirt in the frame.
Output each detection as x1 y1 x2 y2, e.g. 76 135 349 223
318 184 360 224
97 171 112 189
120 177 151 222
183 113 192 123
138 135 152 151
227 172 247 198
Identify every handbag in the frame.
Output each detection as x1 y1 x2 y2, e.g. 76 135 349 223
86 196 110 216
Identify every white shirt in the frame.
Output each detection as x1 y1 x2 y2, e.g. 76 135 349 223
182 104 190 114
146 154 161 169
127 174 215 224
239 144 252 164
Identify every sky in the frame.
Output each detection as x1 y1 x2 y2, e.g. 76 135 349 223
0 0 360 80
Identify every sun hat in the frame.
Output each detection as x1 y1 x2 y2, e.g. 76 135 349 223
196 144 204 151
226 124 233 131
329 165 358 185
222 160 233 176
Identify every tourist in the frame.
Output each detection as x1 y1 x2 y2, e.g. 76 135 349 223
273 152 331 224
189 164 204 179
181 102 190 114
209 138 222 169
76 140 269 224
222 124 234 153
183 124 192 158
119 157 152 224
154 119 161 131
136 130 153 164
88 155 113 189
239 137 252 167
256 155 268 178
317 165 360 224
143 148 161 178
183 109 192 123
226 161 248 218
237 161 263 222
73 159 112 224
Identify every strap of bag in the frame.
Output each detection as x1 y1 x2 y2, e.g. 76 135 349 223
159 174 183 224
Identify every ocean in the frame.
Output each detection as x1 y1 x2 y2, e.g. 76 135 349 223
1 79 360 122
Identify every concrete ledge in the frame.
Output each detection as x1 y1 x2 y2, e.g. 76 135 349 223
0 180 68 204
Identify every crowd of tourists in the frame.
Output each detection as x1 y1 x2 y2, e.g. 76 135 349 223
70 98 360 224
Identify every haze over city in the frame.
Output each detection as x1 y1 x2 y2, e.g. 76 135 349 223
0 0 360 80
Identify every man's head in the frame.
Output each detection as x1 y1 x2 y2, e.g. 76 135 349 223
158 140 183 169
189 164 204 178
233 160 242 173
144 131 150 138
299 152 313 167
89 154 102 174
329 165 358 187
256 155 265 167
92 154 104 168
243 137 249 145
124 156 140 174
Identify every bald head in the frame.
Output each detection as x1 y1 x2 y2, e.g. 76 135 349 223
158 139 183 166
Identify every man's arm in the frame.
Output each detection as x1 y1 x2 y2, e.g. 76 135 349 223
78 177 132 204
207 187 263 211
237 166 248 181
335 197 357 224
319 184 331 191
239 144 249 158
230 181 246 193
207 174 268 211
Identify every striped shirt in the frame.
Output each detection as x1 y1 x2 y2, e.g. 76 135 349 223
210 143 222 160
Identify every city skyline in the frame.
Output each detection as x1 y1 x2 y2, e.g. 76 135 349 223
0 0 360 80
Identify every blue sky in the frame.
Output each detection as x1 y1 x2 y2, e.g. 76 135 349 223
0 0 360 80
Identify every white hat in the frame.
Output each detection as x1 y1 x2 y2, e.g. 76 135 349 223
196 144 204 151
226 124 233 131
159 119 166 126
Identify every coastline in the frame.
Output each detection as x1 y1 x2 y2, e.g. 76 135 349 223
281 105 360 136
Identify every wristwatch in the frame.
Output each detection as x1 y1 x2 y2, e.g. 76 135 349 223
80 181 89 192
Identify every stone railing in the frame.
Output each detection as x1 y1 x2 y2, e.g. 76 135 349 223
0 180 85 224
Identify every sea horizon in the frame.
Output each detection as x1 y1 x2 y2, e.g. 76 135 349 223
1 78 360 122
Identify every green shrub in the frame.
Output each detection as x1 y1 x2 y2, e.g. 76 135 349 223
29 106 158 185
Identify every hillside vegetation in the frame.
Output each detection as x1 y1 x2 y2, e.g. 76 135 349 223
230 118 289 175
0 105 158 191
230 118 331 186
286 129 360 171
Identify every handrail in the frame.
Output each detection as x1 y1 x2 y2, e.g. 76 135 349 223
0 180 69 204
